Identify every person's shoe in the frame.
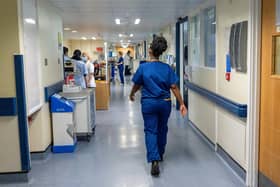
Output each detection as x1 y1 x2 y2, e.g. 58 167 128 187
151 161 160 177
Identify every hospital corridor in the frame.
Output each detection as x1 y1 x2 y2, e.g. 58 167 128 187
0 0 280 187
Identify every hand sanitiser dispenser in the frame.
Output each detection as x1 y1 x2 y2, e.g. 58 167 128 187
51 94 77 153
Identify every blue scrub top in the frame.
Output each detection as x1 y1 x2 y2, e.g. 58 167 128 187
118 57 124 68
132 61 178 100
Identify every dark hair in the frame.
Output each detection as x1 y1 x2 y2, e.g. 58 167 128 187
119 51 123 56
72 49 82 61
127 50 131 55
63 47 69 55
150 36 168 58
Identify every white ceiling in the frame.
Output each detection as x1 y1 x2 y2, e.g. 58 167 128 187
48 0 208 43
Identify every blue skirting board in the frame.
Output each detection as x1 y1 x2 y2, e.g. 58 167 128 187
188 120 246 183
52 143 77 154
0 98 17 116
185 81 247 118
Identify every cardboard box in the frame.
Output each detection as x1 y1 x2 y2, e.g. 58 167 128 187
95 81 110 110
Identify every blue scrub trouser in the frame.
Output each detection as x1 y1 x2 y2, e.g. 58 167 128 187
118 65 124 84
142 99 171 163
111 64 115 79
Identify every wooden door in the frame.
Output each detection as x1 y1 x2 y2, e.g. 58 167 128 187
259 0 280 186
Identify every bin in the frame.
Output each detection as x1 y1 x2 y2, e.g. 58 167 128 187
51 94 76 153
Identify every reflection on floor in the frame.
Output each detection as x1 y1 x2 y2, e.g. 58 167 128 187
2 81 245 187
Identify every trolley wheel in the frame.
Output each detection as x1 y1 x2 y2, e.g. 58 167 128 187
87 135 91 142
92 127 96 135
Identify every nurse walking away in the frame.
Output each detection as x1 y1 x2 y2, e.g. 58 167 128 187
129 36 187 177
72 49 88 88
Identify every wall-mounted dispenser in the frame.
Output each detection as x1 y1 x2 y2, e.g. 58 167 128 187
229 21 248 73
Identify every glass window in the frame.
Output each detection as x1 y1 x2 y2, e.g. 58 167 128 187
204 7 216 68
189 15 200 66
273 35 280 75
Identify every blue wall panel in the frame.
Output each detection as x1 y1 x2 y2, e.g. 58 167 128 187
0 98 17 116
14 55 31 172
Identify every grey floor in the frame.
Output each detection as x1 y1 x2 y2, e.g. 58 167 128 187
1 81 245 187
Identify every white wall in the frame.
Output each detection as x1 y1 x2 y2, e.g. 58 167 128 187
187 0 249 169
0 0 23 173
160 24 176 56
29 0 63 152
65 40 105 61
216 0 249 168
187 1 217 144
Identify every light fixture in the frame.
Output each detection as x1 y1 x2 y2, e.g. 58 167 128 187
121 43 129 48
24 18 36 24
92 37 96 40
120 40 123 43
72 30 78 33
115 18 121 25
128 40 131 43
81 37 87 40
64 28 71 31
134 18 141 25
130 34 134 37
119 34 123 37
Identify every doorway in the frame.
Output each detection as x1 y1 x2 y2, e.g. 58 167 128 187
259 0 280 186
176 17 189 108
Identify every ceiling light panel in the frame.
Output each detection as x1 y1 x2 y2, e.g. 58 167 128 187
115 19 121 25
134 18 141 25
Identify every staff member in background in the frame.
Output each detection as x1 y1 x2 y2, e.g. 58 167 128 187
117 51 124 85
72 49 88 88
83 52 96 88
86 54 96 88
124 50 131 76
129 36 187 177
63 46 70 62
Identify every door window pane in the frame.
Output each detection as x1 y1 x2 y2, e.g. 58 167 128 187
189 15 200 66
273 35 280 75
204 7 216 68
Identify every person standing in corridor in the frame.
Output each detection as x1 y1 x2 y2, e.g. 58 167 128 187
117 51 124 84
129 36 187 177
124 50 132 76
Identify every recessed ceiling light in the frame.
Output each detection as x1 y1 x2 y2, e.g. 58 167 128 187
134 18 141 25
121 43 129 48
128 40 131 43
72 30 78 33
119 34 123 37
115 19 121 25
24 18 36 24
92 37 96 40
64 28 71 31
81 37 87 40
130 34 134 37
120 40 123 43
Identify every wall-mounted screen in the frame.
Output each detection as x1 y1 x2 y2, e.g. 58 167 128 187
229 21 248 73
